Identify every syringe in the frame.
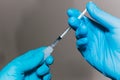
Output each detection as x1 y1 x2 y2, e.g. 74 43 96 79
44 9 87 60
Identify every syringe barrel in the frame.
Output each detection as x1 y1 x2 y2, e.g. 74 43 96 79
44 46 54 60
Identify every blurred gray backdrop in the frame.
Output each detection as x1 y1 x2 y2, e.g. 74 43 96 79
0 0 119 80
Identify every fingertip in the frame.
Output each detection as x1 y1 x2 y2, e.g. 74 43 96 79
43 73 52 80
86 1 101 18
87 1 116 30
68 17 80 30
75 23 88 39
86 1 94 7
76 38 88 51
34 47 47 64
86 1 101 19
67 8 81 17
45 56 54 65
36 64 50 76
86 1 96 11
35 46 49 62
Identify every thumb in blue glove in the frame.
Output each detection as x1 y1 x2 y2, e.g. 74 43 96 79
68 1 120 80
0 46 54 80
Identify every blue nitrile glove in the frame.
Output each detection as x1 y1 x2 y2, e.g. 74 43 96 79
0 46 54 80
67 1 120 80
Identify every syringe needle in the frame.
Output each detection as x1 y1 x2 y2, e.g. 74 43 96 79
44 9 87 60
50 27 71 48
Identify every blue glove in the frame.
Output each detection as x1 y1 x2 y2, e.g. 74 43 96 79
0 46 54 80
67 1 120 79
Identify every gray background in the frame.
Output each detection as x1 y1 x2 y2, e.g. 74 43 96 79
0 0 119 80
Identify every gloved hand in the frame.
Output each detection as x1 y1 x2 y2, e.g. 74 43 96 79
67 1 120 79
0 46 54 80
